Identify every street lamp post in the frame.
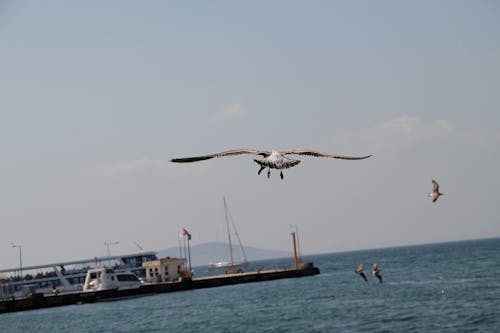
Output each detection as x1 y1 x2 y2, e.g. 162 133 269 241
11 243 23 277
104 241 119 257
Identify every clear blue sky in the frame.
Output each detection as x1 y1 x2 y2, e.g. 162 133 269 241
1 1 499 268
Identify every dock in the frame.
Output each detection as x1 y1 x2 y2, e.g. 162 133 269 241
0 263 320 314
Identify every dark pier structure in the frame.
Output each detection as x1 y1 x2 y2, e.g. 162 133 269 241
0 263 320 314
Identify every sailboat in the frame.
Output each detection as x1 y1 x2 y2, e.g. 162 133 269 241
208 197 249 272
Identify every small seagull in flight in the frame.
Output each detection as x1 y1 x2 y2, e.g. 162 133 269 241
428 179 443 203
372 262 382 283
355 263 368 283
170 148 372 179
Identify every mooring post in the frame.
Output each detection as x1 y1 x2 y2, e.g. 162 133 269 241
291 232 299 269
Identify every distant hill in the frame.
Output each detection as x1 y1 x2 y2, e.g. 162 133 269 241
158 242 291 267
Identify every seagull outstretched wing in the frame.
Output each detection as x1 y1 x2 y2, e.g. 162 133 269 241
170 149 268 163
432 180 440 192
282 149 372 160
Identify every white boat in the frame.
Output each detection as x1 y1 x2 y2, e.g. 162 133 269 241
83 267 142 292
0 251 157 300
208 197 248 272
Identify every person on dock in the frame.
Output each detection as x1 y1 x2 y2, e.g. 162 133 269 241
355 263 368 282
372 262 382 283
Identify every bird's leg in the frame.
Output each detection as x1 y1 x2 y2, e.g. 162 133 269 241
267 169 271 179
280 171 284 179
258 166 265 175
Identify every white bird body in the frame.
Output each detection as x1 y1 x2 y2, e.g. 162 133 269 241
253 150 301 170
171 148 372 179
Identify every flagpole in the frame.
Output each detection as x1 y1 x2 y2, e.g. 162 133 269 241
182 228 193 278
178 233 183 258
183 235 187 264
187 235 192 277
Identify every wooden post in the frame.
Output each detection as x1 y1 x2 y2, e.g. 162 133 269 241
292 232 299 269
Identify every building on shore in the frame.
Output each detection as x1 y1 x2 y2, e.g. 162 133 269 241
142 257 188 283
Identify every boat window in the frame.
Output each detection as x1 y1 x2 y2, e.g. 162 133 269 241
51 279 61 287
90 272 97 279
68 277 85 285
117 274 139 282
132 268 145 277
74 276 83 284
123 257 136 265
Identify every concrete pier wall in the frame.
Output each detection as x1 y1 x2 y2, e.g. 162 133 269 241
0 264 320 314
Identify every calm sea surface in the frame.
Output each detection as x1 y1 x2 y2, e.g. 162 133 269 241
1 238 499 332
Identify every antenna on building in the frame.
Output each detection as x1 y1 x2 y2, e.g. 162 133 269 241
104 241 119 257
133 241 144 253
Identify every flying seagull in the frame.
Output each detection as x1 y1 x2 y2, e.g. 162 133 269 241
428 179 443 203
355 263 368 283
170 149 372 179
372 262 382 283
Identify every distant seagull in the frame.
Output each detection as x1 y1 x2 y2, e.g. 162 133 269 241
355 263 368 283
372 262 382 283
170 148 372 179
428 179 443 203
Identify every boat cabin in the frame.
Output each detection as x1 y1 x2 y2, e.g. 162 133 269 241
0 251 157 299
83 267 141 291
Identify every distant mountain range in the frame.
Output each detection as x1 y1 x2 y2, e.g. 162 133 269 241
158 242 292 267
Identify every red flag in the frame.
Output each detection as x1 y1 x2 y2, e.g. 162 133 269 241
182 228 192 240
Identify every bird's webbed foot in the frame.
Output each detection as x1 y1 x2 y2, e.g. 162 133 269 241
267 169 271 179
258 166 265 175
280 171 284 179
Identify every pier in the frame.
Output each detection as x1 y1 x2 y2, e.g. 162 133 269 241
0 263 320 314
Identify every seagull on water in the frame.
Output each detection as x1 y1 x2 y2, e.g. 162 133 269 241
170 148 372 179
428 179 443 203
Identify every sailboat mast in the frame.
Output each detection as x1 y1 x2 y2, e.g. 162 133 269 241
229 210 247 263
223 197 235 265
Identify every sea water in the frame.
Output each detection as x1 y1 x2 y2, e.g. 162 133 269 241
1 238 499 332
